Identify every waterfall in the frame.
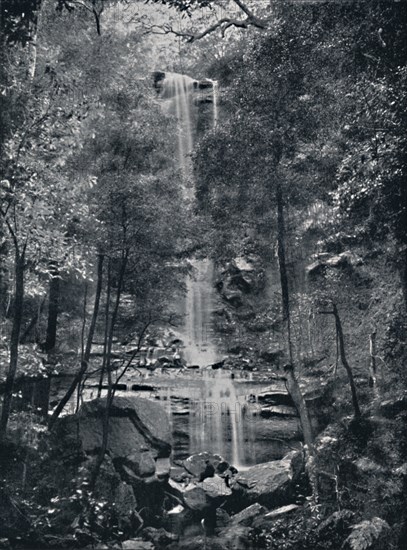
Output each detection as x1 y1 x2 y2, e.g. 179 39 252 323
159 72 220 366
158 71 252 467
160 73 195 186
201 370 246 468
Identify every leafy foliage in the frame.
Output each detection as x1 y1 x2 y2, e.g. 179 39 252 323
344 518 390 550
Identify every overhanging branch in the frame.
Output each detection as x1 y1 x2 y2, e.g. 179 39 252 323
139 0 267 43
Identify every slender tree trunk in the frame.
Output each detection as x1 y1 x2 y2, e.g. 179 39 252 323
369 329 378 391
33 263 61 416
283 364 314 449
44 261 60 352
0 251 25 437
276 183 314 442
97 261 112 398
48 254 104 430
91 252 128 488
20 295 46 344
276 183 293 361
332 304 361 418
399 164 407 312
275 183 318 501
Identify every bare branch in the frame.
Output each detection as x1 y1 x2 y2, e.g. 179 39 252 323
232 0 257 20
137 0 267 43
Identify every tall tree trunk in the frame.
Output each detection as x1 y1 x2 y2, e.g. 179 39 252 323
20 295 46 344
45 261 60 352
276 183 314 442
48 254 104 430
34 263 61 416
0 251 25 437
276 183 293 361
91 251 128 488
332 303 361 418
275 183 318 499
97 261 112 398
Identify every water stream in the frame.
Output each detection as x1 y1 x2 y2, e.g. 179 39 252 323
160 72 220 367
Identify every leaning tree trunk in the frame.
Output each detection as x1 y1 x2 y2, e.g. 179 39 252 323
332 303 361 418
48 254 104 430
276 183 293 360
0 251 25 438
276 183 314 444
275 183 318 500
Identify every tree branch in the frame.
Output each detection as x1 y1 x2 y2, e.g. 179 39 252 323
139 0 267 43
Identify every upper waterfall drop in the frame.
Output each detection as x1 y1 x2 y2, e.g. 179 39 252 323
157 71 220 366
160 73 196 184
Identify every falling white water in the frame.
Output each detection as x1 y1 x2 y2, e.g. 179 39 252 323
201 369 246 468
157 70 257 469
159 71 220 366
184 258 218 366
160 72 195 194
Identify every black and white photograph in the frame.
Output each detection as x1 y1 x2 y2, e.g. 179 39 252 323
0 1 406 549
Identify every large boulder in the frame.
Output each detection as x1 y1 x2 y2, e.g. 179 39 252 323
59 396 170 457
183 452 228 478
231 451 303 508
168 475 231 512
80 396 171 456
200 475 233 499
56 397 171 490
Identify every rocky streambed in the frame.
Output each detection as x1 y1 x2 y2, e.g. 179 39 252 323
52 395 308 550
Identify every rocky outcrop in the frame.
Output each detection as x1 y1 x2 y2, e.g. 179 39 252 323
55 397 172 516
216 255 265 309
57 397 171 466
231 451 303 508
256 388 294 406
306 251 363 278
